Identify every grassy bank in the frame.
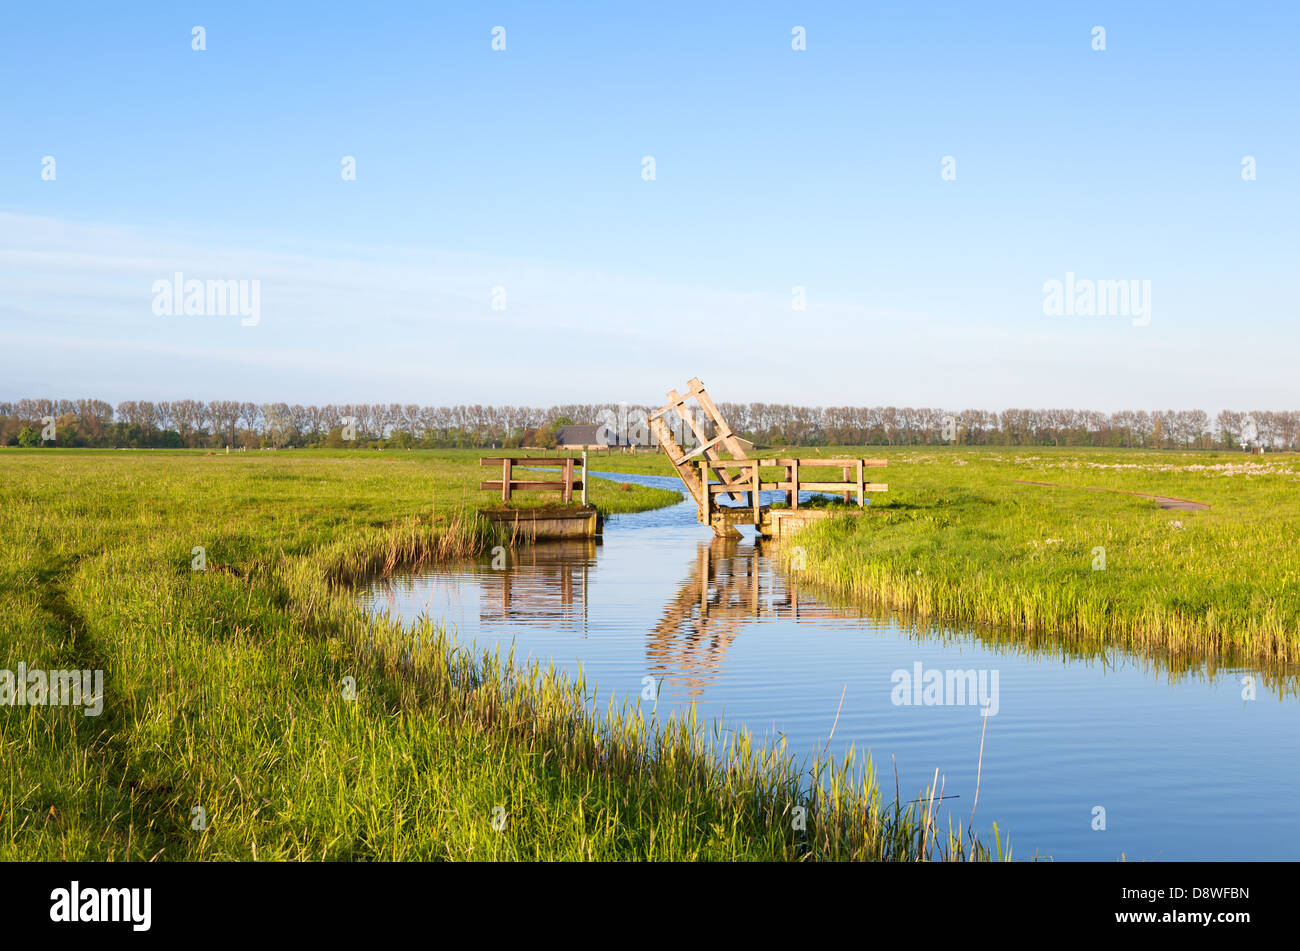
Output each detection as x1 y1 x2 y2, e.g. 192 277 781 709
0 449 991 860
771 447 1300 672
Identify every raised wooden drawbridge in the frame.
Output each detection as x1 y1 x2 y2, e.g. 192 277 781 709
648 377 888 538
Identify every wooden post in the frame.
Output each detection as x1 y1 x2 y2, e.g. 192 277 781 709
562 457 574 503
791 459 799 510
842 465 851 504
857 459 864 507
501 457 511 502
752 464 760 523
581 451 588 506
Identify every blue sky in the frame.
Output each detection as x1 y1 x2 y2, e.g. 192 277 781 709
2 1 1297 411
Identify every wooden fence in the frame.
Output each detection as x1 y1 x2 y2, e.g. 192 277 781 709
698 457 887 523
479 454 587 503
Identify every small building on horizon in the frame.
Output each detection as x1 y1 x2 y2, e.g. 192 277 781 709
554 423 628 449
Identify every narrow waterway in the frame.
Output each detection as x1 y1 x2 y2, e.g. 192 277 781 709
359 472 1300 860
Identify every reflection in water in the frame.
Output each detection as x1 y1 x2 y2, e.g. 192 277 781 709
483 540 597 630
370 534 862 701
651 537 854 699
372 540 599 636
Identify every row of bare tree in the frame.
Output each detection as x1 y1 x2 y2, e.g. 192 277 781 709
3 398 1297 450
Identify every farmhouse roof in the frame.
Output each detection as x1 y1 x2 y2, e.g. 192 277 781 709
555 424 610 446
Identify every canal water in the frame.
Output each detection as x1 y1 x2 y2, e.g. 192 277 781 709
359 472 1300 860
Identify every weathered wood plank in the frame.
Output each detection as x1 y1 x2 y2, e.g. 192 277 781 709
758 458 888 468
649 415 705 508
688 379 750 463
652 379 748 502
710 481 764 494
480 457 584 466
480 480 585 492
647 388 697 424
782 481 888 492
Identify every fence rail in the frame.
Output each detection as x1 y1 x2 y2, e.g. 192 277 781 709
696 456 888 523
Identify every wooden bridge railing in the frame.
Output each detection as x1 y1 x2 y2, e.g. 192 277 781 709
480 454 587 504
697 457 888 523
759 458 888 508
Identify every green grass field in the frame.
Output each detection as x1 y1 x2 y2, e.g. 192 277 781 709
0 448 989 861
766 446 1300 679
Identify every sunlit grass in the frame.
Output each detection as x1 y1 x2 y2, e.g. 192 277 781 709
773 446 1300 673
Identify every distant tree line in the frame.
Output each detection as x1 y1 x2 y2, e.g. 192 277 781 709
1 398 1296 451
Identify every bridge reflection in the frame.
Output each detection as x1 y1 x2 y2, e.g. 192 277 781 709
368 536 854 702
648 537 851 698
480 540 597 628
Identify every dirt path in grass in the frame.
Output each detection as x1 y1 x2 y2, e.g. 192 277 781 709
1013 480 1210 511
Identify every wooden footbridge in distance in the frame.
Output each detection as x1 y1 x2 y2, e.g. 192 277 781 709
648 377 888 538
